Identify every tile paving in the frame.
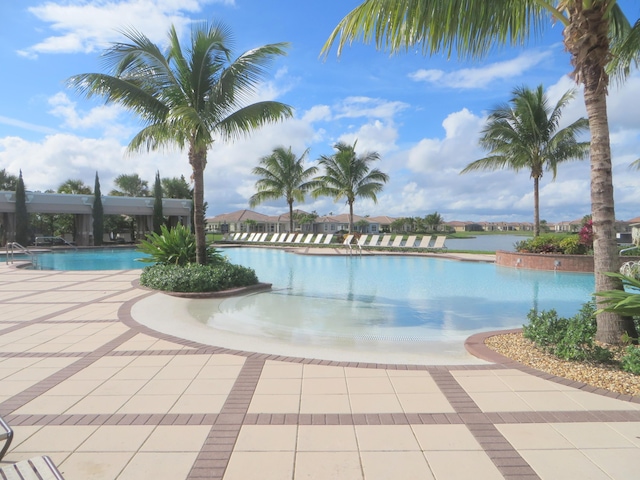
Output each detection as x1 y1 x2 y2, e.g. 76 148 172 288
1 261 640 479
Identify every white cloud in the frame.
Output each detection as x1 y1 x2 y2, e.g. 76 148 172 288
19 0 234 58
334 96 409 120
408 50 552 89
48 92 125 133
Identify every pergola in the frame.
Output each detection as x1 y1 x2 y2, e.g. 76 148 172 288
0 191 192 246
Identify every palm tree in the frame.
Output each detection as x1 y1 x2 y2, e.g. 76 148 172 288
249 147 318 233
322 0 639 344
424 212 444 232
57 179 92 195
68 21 292 264
109 174 149 197
313 141 389 233
462 85 589 237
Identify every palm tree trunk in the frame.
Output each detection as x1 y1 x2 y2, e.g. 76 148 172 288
564 3 637 344
577 26 637 344
533 176 540 237
190 146 207 265
349 201 354 234
289 200 294 233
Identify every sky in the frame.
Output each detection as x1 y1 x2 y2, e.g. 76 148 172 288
1 0 640 224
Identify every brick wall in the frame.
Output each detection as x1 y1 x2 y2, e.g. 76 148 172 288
496 250 640 273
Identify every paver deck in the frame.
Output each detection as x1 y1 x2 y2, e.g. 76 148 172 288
1 260 639 479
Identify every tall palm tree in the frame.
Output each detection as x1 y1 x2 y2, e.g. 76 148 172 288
462 85 589 237
68 21 292 264
313 141 389 233
249 146 318 233
322 0 639 344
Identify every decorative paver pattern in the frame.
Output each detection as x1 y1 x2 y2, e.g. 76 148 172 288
1 262 640 479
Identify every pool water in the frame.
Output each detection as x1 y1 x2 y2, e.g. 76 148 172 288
32 249 150 270
29 247 595 362
184 248 595 347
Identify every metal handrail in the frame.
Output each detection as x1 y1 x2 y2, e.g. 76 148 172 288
5 242 37 266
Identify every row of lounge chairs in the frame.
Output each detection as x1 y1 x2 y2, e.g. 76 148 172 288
228 232 335 244
343 234 447 250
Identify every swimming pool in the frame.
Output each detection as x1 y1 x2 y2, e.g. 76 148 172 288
27 247 595 363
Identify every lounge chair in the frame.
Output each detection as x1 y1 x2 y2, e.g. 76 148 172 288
277 233 287 242
232 232 241 240
391 236 404 247
247 233 256 242
0 456 65 480
366 234 379 247
417 235 433 249
323 234 334 244
432 235 447 250
239 232 248 241
294 233 304 243
1 416 65 479
285 233 296 243
404 235 417 248
357 235 369 247
256 233 268 242
313 234 325 244
379 235 392 247
303 233 314 243
1 416 13 461
266 233 278 242
342 234 354 251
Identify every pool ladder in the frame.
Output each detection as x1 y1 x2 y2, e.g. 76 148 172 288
4 242 38 267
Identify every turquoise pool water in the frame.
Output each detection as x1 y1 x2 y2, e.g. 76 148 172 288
32 249 150 270
29 248 595 354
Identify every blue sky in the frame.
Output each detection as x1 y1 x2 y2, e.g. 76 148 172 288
1 0 639 223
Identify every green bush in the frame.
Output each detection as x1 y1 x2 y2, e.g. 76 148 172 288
559 236 586 255
621 346 640 375
523 302 612 362
137 224 223 266
596 272 640 318
139 262 259 293
515 234 586 255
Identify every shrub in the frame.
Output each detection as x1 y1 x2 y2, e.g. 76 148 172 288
621 346 640 375
559 236 586 255
139 262 259 293
515 234 587 255
522 302 612 362
137 224 223 266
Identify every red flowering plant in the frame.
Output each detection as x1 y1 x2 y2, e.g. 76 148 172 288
579 220 593 250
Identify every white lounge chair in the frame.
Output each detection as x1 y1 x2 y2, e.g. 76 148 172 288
294 233 304 243
343 234 354 250
366 234 379 247
323 234 334 244
285 233 296 242
247 233 256 242
276 233 287 242
357 235 369 247
232 232 241 240
257 233 268 242
266 233 278 242
391 236 404 247
239 232 248 240
303 233 314 243
379 235 392 247
432 235 447 250
404 235 417 248
313 234 325 244
417 235 433 248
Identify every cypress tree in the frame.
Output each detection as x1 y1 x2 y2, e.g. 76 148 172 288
14 170 29 245
93 172 104 246
152 171 164 234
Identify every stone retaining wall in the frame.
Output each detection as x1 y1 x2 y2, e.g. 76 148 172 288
496 250 640 273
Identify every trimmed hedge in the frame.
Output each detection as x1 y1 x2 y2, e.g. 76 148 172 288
140 262 258 293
